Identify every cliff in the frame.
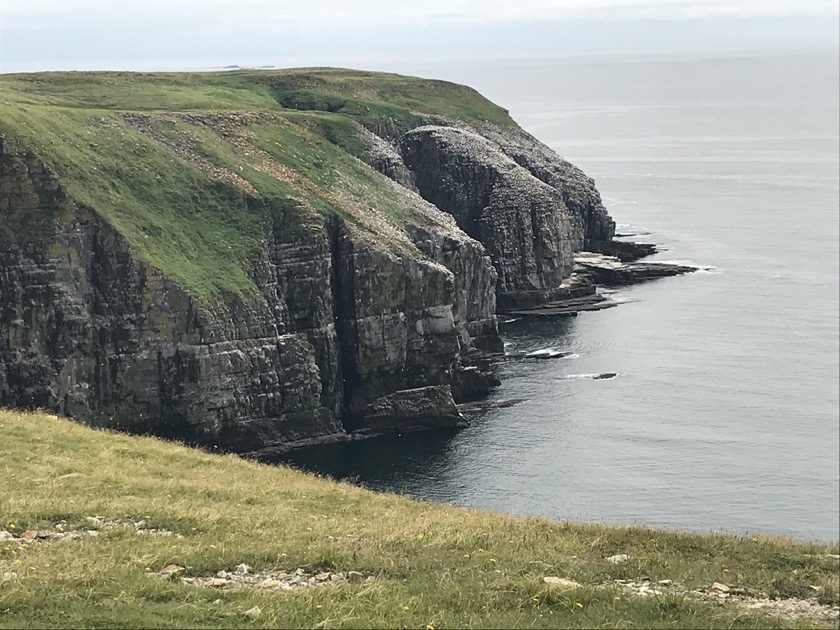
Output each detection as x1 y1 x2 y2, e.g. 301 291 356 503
0 69 614 452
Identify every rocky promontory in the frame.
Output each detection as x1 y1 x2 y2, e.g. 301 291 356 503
0 69 692 452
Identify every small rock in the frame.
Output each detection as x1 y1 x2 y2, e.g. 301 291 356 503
657 579 673 586
0 531 15 542
21 530 38 540
543 577 581 589
809 585 822 592
58 472 82 479
58 532 83 542
730 587 747 596
216 570 231 579
329 573 344 582
639 576 652 583
314 572 331 582
1 572 17 583
712 582 730 593
606 554 630 565
294 568 305 576
208 578 230 587
347 571 365 583
157 564 185 577
235 563 251 576
243 606 261 620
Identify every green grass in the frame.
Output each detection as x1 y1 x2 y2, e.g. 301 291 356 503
0 106 267 299
1 409 838 629
0 68 509 299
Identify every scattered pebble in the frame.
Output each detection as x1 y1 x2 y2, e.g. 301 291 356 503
609 577 839 623
173 567 370 593
0 517 182 544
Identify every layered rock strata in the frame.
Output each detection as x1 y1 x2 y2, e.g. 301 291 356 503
0 138 500 451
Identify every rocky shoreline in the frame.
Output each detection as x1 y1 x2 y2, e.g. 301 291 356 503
0 70 700 454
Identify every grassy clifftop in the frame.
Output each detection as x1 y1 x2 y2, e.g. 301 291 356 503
0 69 513 299
0 408 838 629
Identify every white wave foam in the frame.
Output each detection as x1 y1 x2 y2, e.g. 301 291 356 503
525 348 575 359
561 372 618 380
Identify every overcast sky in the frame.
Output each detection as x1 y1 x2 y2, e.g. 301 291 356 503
1 0 838 73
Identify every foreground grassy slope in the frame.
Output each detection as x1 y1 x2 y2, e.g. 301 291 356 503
0 409 837 629
0 69 513 299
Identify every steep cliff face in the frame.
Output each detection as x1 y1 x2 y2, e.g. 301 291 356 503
473 124 616 245
0 137 498 451
398 126 577 309
357 120 614 310
0 68 617 451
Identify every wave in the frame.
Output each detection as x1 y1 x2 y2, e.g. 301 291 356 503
524 348 578 359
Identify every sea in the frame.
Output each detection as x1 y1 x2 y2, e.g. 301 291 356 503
278 49 840 543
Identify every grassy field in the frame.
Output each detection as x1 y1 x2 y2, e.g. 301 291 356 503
0 409 837 629
0 69 512 300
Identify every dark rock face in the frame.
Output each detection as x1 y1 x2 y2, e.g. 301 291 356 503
574 252 696 286
1 107 633 451
0 139 502 451
473 124 615 245
399 126 578 309
586 240 658 262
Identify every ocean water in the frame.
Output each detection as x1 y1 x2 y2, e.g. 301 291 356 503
278 50 840 542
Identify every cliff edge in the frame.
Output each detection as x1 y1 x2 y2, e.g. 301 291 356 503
0 69 615 452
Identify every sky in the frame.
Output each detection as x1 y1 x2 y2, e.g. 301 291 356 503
0 0 838 73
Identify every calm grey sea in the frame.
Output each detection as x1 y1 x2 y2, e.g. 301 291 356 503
279 50 840 542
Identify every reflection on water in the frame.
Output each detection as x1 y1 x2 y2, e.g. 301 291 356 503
275 429 462 498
